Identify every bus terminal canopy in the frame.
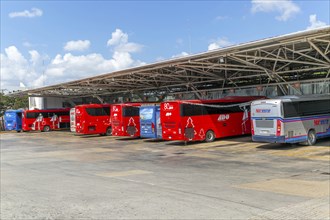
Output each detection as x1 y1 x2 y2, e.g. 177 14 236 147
13 26 330 99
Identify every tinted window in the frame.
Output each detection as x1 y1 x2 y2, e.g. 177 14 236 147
205 102 244 114
283 102 299 118
123 106 139 117
86 107 109 116
180 104 204 116
299 100 330 116
283 99 330 118
55 111 70 116
103 107 111 115
26 112 38 118
180 102 245 116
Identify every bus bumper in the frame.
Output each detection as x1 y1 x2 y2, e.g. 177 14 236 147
252 135 286 143
140 133 157 139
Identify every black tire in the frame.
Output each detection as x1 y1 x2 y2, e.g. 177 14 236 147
205 130 215 142
306 130 316 146
43 126 50 132
16 130 21 133
105 127 112 136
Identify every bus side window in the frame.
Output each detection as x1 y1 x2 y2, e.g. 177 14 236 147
180 104 204 116
103 107 110 116
27 112 38 118
283 102 299 118
300 100 330 116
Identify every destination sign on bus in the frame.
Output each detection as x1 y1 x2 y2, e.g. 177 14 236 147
256 109 271 113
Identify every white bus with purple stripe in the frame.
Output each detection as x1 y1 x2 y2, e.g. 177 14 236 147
251 95 330 145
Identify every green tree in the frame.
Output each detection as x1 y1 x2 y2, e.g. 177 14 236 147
0 93 29 116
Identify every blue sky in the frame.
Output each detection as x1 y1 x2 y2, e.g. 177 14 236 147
1 0 329 91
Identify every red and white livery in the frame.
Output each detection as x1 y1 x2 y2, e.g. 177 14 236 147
22 108 70 132
75 104 112 136
161 96 264 142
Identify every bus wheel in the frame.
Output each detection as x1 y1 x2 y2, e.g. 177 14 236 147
16 130 21 133
205 130 215 142
306 130 316 146
105 127 112 136
43 126 50 132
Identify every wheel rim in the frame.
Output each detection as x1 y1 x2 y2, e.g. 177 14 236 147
206 131 214 141
308 131 315 144
107 128 112 135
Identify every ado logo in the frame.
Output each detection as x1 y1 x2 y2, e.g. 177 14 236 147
218 114 230 121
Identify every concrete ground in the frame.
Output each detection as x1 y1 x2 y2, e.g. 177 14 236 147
1 131 329 219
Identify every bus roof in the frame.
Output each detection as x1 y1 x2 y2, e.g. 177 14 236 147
5 109 24 113
75 103 111 108
112 102 142 107
274 94 329 102
165 96 265 104
252 94 329 104
25 108 71 112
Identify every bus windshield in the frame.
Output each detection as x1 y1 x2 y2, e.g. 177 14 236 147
140 108 154 120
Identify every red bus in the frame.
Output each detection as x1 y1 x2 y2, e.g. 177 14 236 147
160 96 264 142
75 104 112 136
111 103 141 137
22 108 70 132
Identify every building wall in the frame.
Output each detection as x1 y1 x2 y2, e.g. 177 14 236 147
29 97 67 109
29 97 44 110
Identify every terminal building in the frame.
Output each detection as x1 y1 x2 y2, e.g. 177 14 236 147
12 26 330 109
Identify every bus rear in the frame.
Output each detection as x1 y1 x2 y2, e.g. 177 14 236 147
111 104 141 137
140 105 162 139
4 110 23 132
251 99 284 143
75 104 111 135
160 101 183 140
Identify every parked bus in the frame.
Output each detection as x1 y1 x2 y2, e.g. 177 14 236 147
4 109 23 132
70 108 76 132
75 104 112 136
161 96 264 142
140 104 162 139
251 95 330 145
22 108 70 132
111 103 141 137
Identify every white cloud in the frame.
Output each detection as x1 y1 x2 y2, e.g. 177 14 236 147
0 46 44 90
208 38 233 51
251 0 300 21
107 29 143 53
307 14 327 30
29 50 41 66
9 8 43 18
171 52 189 58
1 29 146 91
64 40 90 51
107 29 128 46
